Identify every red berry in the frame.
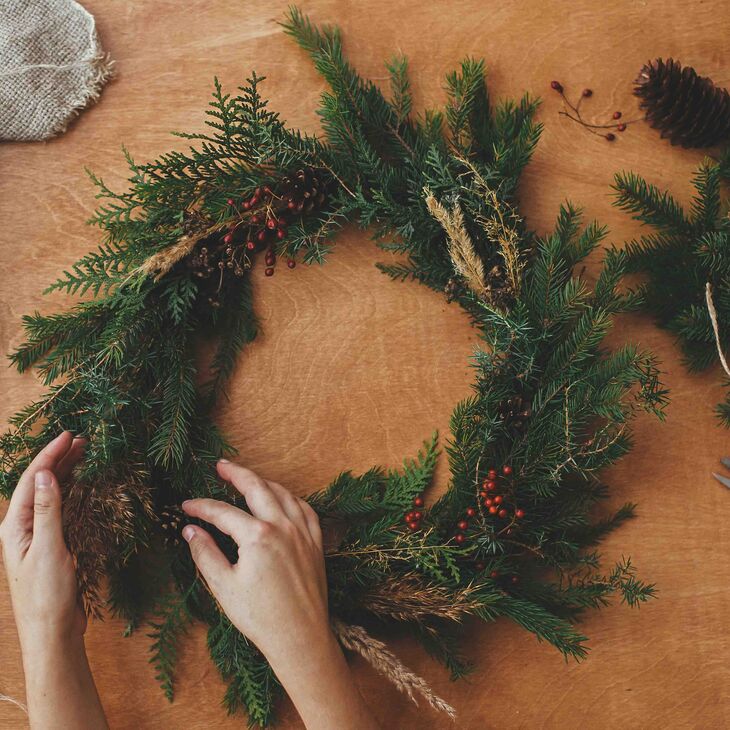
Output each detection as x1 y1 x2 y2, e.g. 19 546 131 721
515 509 525 519
413 511 423 521
475 561 485 571
457 520 469 531
502 465 513 476
226 198 235 205
466 507 477 518
404 512 413 523
287 259 296 269
613 111 622 119
277 228 286 240
264 267 274 277
243 201 251 210
617 123 627 132
550 80 563 92
479 490 488 499
511 575 519 584
287 200 296 209
257 230 267 242
266 218 277 230
251 196 259 206
490 570 499 579
486 480 496 491
251 214 261 225
223 232 234 244
498 508 508 518
488 505 498 515
413 496 424 508
605 133 616 141
246 240 255 250
263 185 272 195
494 495 503 505
485 497 493 507
582 88 593 97
408 521 419 531
487 469 497 480
454 533 466 545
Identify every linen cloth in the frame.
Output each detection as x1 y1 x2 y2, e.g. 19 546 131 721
0 0 113 141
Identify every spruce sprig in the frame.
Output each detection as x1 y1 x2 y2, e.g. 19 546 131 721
613 150 730 422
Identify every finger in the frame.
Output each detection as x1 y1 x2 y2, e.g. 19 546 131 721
4 432 74 533
299 500 323 548
216 461 284 521
182 525 232 593
264 480 310 535
182 498 253 542
30 470 64 550
56 438 87 482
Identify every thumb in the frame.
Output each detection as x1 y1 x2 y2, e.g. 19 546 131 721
182 525 232 595
32 470 64 548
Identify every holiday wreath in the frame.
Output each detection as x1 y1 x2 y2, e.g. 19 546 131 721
0 9 667 726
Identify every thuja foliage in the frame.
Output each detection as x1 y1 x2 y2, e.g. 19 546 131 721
613 150 730 422
0 8 665 726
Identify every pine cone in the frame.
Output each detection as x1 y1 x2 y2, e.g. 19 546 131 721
634 58 730 148
497 394 531 433
158 505 185 547
279 167 328 213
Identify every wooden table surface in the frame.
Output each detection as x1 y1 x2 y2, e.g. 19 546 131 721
1 1 729 727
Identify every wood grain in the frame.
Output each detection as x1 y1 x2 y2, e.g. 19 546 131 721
1 1 729 727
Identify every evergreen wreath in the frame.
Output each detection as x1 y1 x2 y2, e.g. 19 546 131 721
0 9 667 726
613 151 730 424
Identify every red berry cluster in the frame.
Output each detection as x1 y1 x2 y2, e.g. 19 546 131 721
550 80 635 142
476 464 525 522
225 187 296 277
404 494 425 531
451 464 525 546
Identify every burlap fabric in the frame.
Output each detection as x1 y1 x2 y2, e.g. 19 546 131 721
0 0 113 142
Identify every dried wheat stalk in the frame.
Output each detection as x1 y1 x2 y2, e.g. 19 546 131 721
425 189 486 296
331 618 457 719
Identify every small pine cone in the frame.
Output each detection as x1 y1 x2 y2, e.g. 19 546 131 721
634 58 730 148
497 395 531 433
279 167 328 213
159 505 185 547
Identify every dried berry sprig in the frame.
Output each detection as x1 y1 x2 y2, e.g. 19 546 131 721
551 80 640 142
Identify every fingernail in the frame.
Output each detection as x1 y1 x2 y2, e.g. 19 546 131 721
181 499 191 509
182 525 195 542
218 458 230 464
34 471 52 489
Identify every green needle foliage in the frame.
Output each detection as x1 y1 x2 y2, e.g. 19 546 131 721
0 8 666 726
613 150 730 422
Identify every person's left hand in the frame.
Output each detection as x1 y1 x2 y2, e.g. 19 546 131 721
0 431 87 652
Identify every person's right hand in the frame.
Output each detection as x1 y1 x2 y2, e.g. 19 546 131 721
181 460 328 666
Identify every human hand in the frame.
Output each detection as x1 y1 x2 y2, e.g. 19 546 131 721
0 432 109 729
182 462 377 729
181 460 328 664
0 431 87 652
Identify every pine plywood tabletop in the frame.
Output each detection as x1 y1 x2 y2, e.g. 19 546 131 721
1 1 729 728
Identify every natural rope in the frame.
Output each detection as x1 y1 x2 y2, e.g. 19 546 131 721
331 618 456 719
705 282 730 377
